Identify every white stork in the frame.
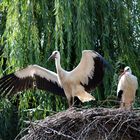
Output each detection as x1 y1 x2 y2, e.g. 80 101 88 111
0 50 107 107
48 50 107 106
117 66 138 110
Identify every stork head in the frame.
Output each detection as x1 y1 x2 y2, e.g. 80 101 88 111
48 51 60 60
124 66 132 73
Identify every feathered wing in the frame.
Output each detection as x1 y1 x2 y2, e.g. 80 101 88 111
117 74 127 101
117 76 124 96
0 65 65 97
70 50 106 92
132 75 138 90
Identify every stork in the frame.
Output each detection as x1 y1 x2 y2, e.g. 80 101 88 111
0 50 107 107
117 66 138 110
48 50 107 106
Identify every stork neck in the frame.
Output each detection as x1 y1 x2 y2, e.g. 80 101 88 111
55 57 62 73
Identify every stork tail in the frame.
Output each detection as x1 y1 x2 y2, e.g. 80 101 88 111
76 92 95 103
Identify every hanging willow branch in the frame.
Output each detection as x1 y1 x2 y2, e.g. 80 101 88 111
0 0 140 139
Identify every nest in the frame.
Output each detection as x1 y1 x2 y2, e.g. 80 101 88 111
18 107 140 140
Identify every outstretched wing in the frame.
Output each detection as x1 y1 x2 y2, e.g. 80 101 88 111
70 50 107 92
0 65 65 97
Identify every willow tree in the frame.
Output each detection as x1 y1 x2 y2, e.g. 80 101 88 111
0 0 140 139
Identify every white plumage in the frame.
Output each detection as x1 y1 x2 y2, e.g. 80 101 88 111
0 50 107 107
117 66 138 109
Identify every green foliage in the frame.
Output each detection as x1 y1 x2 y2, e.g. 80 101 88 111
0 0 140 139
0 99 18 140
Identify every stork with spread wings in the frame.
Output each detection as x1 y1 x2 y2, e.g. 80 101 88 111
0 50 107 107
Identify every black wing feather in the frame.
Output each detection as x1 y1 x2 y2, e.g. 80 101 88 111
117 90 123 101
0 73 65 97
81 54 105 92
35 75 65 97
0 73 34 97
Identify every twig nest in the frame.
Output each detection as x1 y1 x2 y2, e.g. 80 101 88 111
19 107 140 140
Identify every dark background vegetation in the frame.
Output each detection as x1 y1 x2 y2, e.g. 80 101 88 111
0 0 140 139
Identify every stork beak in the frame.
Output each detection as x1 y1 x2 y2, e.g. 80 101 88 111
120 70 126 77
121 71 125 76
47 53 55 61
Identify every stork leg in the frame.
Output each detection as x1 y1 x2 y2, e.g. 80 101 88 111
125 101 133 110
120 102 125 109
67 96 73 107
67 96 82 107
120 101 133 110
73 96 82 107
